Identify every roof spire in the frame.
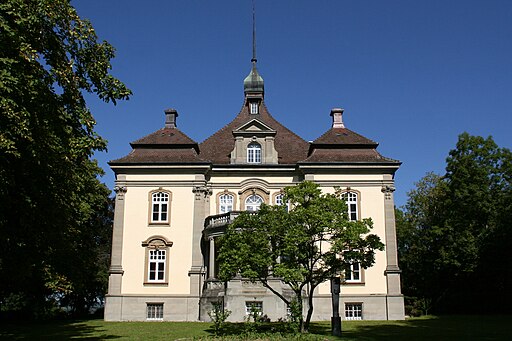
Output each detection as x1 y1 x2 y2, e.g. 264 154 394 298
252 0 257 64
244 0 264 97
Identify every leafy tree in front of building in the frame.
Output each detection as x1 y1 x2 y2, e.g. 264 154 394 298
0 0 130 318
217 181 384 333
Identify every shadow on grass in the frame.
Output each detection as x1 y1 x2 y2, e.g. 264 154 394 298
310 315 512 341
0 318 120 341
205 315 512 340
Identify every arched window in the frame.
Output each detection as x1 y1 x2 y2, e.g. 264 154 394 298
219 193 234 214
151 191 170 224
245 194 263 211
142 236 173 284
247 142 262 164
341 191 358 221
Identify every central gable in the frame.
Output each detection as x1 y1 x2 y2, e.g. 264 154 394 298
230 119 279 165
233 119 277 136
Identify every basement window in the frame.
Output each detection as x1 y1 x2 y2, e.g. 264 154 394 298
345 303 362 320
147 303 164 320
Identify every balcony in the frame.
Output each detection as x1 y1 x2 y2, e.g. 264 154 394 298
203 211 257 238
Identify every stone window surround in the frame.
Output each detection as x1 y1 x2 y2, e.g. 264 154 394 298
247 141 262 163
216 190 238 214
339 188 361 222
239 187 270 210
148 188 172 226
142 236 173 285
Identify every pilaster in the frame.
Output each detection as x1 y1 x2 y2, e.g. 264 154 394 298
108 185 127 295
381 185 402 295
189 177 211 299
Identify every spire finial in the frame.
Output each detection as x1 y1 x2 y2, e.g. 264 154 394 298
251 0 257 64
243 0 264 97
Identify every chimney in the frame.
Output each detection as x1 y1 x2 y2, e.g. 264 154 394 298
330 108 345 128
164 108 178 128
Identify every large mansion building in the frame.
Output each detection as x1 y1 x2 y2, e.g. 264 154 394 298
104 58 404 322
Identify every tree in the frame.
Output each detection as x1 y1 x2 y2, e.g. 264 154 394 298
0 0 130 318
397 133 512 314
217 181 384 333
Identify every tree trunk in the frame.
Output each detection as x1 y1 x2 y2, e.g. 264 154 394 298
296 291 305 333
304 284 316 332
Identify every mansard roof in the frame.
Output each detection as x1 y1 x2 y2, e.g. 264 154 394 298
109 127 205 164
302 127 399 164
199 101 309 164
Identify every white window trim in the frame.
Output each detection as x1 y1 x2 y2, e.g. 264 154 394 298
150 190 171 225
245 194 263 211
148 249 166 283
345 262 362 283
345 303 362 320
250 102 259 114
342 191 359 221
147 303 164 320
219 193 234 214
142 237 173 285
245 301 263 316
247 142 262 164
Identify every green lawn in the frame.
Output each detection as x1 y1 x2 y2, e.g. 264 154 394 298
1 315 511 340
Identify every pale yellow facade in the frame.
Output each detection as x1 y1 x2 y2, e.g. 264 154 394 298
104 63 404 321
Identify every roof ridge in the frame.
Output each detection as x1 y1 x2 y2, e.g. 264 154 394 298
199 103 246 144
259 102 308 143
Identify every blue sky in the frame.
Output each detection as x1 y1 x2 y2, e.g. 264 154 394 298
73 0 512 207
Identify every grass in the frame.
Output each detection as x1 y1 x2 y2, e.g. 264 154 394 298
1 315 511 340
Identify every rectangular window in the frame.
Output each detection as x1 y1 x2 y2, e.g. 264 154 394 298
245 301 263 316
219 194 234 213
345 303 362 320
148 249 166 282
147 303 164 320
345 263 361 282
341 192 359 221
247 143 261 164
250 102 258 114
151 191 170 223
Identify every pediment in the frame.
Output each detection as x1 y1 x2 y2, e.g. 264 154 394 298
233 119 276 136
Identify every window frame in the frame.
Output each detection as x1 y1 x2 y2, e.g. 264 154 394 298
142 236 173 285
340 190 361 221
247 142 262 164
217 191 237 214
345 303 363 320
148 189 172 226
249 102 259 114
344 262 364 283
245 301 263 316
273 192 289 211
245 194 264 211
146 303 164 320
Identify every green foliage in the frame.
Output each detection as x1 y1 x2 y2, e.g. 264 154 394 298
208 301 231 335
218 181 384 333
397 133 512 314
0 0 128 318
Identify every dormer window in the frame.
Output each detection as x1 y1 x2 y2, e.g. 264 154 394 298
247 142 261 163
249 102 259 114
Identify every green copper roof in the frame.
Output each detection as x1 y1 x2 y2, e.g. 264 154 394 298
243 62 264 95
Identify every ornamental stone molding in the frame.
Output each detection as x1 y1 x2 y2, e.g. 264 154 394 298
193 185 213 200
113 185 127 199
381 185 396 200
